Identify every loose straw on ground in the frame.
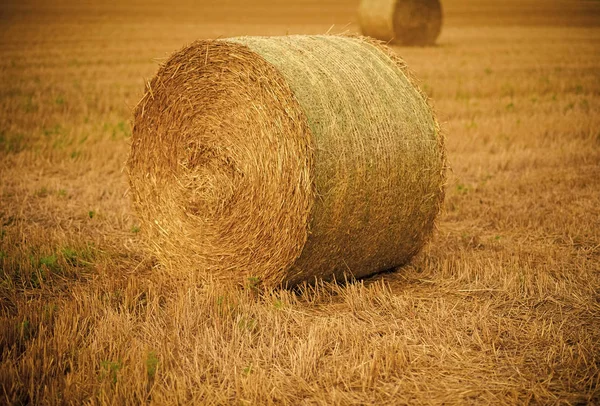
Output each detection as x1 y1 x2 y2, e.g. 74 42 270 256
127 35 446 288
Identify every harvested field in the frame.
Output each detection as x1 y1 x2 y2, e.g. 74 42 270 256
1 0 599 404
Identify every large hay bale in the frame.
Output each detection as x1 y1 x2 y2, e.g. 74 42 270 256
359 0 443 45
127 35 446 288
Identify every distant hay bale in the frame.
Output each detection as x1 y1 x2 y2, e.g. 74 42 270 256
359 0 443 45
127 35 446 288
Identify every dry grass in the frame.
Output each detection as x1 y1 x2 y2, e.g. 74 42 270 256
1 0 599 404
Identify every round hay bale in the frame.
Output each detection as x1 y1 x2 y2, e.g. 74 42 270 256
359 0 443 46
127 35 446 288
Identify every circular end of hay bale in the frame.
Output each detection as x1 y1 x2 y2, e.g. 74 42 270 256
359 0 443 46
127 40 314 287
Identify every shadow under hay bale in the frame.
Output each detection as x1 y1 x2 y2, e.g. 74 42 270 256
359 0 443 46
127 35 446 288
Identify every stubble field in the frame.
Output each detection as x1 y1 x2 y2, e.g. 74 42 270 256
1 0 599 404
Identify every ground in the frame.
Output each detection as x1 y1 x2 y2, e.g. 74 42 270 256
0 0 599 404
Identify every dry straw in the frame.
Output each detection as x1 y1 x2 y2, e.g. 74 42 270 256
359 0 443 45
127 35 446 288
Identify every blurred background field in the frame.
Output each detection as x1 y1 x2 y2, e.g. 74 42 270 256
1 0 599 404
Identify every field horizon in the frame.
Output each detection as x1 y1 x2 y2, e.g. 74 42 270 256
1 0 599 404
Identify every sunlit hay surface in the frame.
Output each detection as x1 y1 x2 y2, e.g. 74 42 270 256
1 0 600 404
128 35 446 288
359 0 443 45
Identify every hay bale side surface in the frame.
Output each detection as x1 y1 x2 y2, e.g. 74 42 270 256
128 35 446 287
359 0 443 45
